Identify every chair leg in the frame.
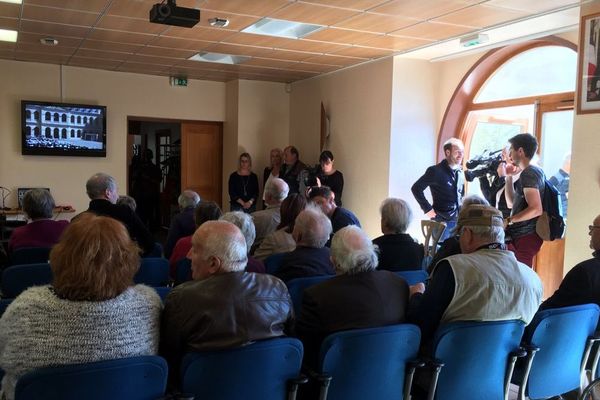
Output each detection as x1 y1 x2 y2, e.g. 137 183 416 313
506 348 527 400
426 362 444 400
517 346 539 400
581 338 600 396
317 375 332 400
404 360 425 400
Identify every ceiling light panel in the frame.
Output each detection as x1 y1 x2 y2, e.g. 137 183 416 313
188 51 251 65
242 18 323 39
0 0 22 4
0 29 17 42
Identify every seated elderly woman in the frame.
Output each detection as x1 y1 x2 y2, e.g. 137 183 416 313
253 193 307 261
8 188 69 252
372 198 424 271
220 211 265 273
0 213 161 400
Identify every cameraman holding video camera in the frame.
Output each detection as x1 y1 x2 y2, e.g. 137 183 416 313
465 148 512 218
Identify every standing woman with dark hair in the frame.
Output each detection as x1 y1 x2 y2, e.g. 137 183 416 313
318 151 344 207
0 213 161 400
229 152 259 213
8 188 69 252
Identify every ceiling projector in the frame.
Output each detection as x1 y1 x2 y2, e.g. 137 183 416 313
149 0 200 28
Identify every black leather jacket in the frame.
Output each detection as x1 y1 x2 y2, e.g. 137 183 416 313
160 271 294 376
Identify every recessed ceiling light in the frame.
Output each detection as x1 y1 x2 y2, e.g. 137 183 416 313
242 17 323 39
0 29 17 43
209 18 229 28
188 52 250 65
40 37 59 46
0 0 22 4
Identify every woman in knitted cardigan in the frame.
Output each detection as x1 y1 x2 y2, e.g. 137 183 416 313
0 213 162 400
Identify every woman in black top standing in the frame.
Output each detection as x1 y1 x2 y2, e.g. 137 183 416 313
229 152 259 213
317 151 344 206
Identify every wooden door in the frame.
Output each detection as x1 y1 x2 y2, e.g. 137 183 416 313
181 121 223 206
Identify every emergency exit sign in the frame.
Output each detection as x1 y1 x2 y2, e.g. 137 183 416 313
170 77 188 87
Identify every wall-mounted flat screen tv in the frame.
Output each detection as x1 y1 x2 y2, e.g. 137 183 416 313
22 100 107 157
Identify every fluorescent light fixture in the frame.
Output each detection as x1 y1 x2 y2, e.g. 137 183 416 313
0 29 17 42
242 17 323 39
188 51 250 65
0 0 22 3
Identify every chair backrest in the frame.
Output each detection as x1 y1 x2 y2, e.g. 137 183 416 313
421 221 446 259
134 258 169 286
9 247 51 266
152 286 171 302
319 324 420 400
143 242 163 258
393 270 428 285
522 303 600 399
286 275 333 316
264 252 286 275
15 355 167 400
181 337 303 400
1 263 53 298
432 320 525 400
175 258 192 286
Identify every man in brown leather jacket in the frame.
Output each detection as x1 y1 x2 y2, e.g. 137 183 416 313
160 220 294 382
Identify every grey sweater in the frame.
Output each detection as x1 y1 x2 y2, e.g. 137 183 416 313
0 285 161 400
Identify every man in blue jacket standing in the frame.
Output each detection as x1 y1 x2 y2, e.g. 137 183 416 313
411 138 465 242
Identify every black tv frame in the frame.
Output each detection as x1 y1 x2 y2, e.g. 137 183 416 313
21 100 107 157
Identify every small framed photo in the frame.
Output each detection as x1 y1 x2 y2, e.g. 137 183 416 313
578 12 600 114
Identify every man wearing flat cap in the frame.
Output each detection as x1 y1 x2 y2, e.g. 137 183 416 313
408 204 543 346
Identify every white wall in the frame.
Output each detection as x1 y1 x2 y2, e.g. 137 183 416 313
389 57 439 238
0 59 226 216
290 59 395 238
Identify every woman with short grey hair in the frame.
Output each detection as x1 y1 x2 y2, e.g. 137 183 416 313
372 198 424 271
8 189 69 253
220 211 265 273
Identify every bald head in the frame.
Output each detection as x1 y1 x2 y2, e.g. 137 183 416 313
293 206 332 248
331 225 378 275
265 178 289 205
189 221 247 280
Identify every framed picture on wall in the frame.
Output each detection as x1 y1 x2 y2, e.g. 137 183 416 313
578 12 600 114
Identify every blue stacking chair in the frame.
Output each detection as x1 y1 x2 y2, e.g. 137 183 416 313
134 258 169 286
515 304 600 400
429 320 526 400
175 258 192 286
181 338 305 400
1 263 53 298
15 355 168 400
394 270 429 285
0 298 13 317
286 275 333 316
143 242 163 258
152 286 171 302
317 324 421 400
9 247 51 266
264 253 286 275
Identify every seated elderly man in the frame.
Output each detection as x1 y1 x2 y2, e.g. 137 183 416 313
8 189 69 252
160 220 293 383
408 204 542 347
83 173 154 255
220 211 265 273
297 225 409 369
252 178 289 248
274 207 335 283
373 198 424 271
164 190 201 259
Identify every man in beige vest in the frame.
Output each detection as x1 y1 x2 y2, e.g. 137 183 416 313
408 204 542 347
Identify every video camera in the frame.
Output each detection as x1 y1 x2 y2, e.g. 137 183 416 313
300 164 323 187
464 149 504 182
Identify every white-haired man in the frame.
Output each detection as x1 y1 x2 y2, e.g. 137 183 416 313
411 138 465 242
83 172 154 254
252 178 289 247
274 207 335 283
164 190 201 259
160 220 293 382
408 204 542 347
296 225 409 369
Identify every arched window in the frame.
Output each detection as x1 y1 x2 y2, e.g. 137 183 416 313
61 114 67 123
34 111 39 121
53 113 59 122
45 127 51 137
53 128 59 138
84 116 88 124
34 127 40 137
26 110 31 120
77 116 81 124
61 128 67 138
45 112 51 121
26 126 31 136
71 115 75 123
70 129 75 137
439 37 576 295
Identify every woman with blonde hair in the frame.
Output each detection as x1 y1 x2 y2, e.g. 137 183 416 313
0 213 161 400
228 152 259 213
